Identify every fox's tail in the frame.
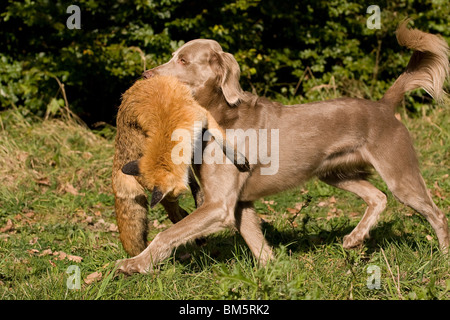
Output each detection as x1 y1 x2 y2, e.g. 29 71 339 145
380 19 449 110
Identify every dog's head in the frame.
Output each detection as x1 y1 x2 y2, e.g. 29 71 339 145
142 39 245 106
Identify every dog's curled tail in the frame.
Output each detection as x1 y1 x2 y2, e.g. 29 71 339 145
380 19 449 109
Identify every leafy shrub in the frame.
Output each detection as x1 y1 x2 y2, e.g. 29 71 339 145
1 0 448 124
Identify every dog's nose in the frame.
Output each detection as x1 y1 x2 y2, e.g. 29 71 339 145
142 70 155 79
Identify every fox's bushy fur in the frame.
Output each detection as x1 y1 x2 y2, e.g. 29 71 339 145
120 76 202 198
112 75 248 256
117 76 248 206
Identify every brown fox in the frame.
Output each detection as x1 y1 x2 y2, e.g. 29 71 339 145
112 75 249 256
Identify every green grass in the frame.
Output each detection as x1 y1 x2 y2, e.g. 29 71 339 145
0 105 449 300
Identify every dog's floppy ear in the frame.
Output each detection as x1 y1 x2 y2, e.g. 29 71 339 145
122 160 141 176
213 51 245 106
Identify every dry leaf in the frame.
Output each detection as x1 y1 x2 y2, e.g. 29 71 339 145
62 183 79 195
49 260 56 267
38 249 82 262
426 235 433 241
82 152 93 160
67 255 83 263
27 249 40 255
349 212 360 218
39 249 53 256
326 211 336 221
76 209 87 218
264 204 276 213
261 199 276 205
82 216 94 224
433 189 442 199
432 181 444 199
94 218 106 228
108 223 118 232
0 219 14 233
258 214 274 223
24 212 35 219
55 251 67 260
84 272 102 284
36 177 51 186
17 151 29 163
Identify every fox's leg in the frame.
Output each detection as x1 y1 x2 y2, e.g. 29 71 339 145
188 167 204 208
117 158 249 275
161 199 189 224
114 170 194 256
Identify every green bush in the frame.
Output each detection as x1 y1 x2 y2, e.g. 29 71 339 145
1 0 449 124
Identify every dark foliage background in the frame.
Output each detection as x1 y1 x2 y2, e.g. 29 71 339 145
0 0 448 125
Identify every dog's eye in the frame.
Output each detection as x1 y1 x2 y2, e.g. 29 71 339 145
179 58 187 65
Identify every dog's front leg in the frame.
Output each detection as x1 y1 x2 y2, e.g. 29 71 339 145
116 200 235 275
235 201 273 265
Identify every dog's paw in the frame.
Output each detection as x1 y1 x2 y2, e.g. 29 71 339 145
115 258 151 276
343 235 364 249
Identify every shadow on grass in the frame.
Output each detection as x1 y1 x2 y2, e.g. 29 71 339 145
175 213 430 270
264 217 429 255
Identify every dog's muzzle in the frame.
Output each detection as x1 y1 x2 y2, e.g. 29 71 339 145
142 70 156 79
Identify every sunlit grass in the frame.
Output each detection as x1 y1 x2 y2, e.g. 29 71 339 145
0 104 448 300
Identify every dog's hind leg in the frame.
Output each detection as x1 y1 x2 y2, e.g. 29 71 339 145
320 176 387 249
365 129 449 253
235 201 273 265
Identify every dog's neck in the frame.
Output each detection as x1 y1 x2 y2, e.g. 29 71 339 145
193 83 239 127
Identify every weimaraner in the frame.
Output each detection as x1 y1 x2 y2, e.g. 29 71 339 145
116 20 449 274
